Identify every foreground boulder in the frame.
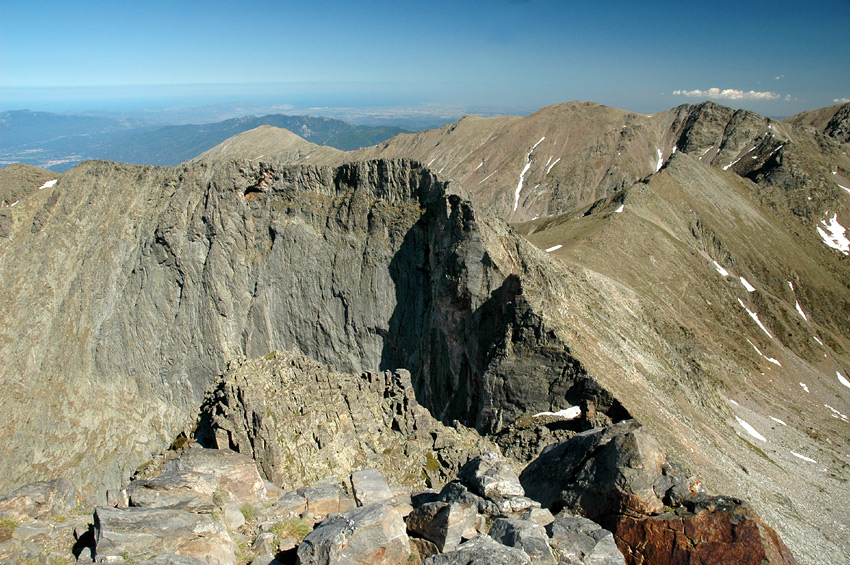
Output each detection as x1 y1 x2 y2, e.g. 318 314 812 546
519 420 796 564
93 506 237 564
614 496 797 565
296 502 411 564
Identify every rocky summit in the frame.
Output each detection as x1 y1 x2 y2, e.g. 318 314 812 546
0 100 848 564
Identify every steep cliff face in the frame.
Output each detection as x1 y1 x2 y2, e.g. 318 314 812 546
0 157 622 502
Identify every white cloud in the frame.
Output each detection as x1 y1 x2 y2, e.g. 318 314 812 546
834 97 850 104
672 87 783 101
775 75 784 80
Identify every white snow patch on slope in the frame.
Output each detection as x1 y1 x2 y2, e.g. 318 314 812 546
795 301 808 321
740 277 756 292
766 357 781 367
747 339 763 356
735 416 767 442
838 371 850 389
816 213 850 255
514 137 545 211
800 382 810 393
701 146 713 157
813 336 824 346
790 451 817 463
825 404 849 421
534 406 581 420
769 416 787 426
38 179 57 190
787 281 794 291
545 157 560 175
474 160 484 171
737 298 773 338
615 204 624 213
838 183 850 195
545 244 563 253
9 200 19 207
713 261 729 276
478 171 496 185
655 148 663 172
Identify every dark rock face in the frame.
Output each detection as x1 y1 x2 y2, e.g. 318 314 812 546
0 157 621 500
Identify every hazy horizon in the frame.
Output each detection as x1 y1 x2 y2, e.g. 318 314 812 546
3 1 848 123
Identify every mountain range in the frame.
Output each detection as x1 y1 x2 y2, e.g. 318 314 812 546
0 100 848 564
0 110 409 171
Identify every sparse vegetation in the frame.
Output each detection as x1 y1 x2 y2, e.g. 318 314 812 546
239 503 257 522
0 517 19 541
271 518 313 543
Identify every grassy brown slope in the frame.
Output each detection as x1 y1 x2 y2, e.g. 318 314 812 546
515 152 850 564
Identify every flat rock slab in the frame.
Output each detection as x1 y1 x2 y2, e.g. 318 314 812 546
423 534 532 564
0 478 79 521
297 477 356 521
126 470 218 512
351 468 394 506
94 506 237 565
296 502 411 564
161 448 266 507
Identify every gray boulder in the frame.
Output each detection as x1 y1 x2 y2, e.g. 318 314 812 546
351 468 394 507
423 535 532 564
256 491 307 522
458 453 525 501
488 517 556 564
406 501 477 553
297 477 356 522
519 420 668 521
126 470 218 512
93 506 237 565
296 502 411 564
547 515 625 565
0 478 79 521
160 448 267 508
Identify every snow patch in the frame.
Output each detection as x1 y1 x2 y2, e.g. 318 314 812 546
545 244 563 253
838 183 850 195
701 146 713 157
800 382 810 393
735 416 767 442
474 160 484 171
533 406 581 420
545 157 560 175
478 171 496 185
813 336 824 346
816 213 850 255
825 404 849 421
795 301 808 321
38 179 57 190
740 277 756 292
769 416 787 426
514 137 545 211
427 158 436 166
9 200 19 207
729 399 740 406
790 451 817 463
738 299 773 338
713 261 729 277
615 204 624 213
838 371 850 389
787 281 794 291
766 357 781 367
655 148 663 172
747 339 763 357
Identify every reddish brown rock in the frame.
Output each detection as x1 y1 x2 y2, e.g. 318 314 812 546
613 498 797 565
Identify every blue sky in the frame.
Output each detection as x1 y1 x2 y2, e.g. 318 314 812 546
1 0 848 117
